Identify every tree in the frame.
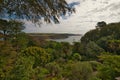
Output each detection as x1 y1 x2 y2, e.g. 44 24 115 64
22 47 51 66
63 62 93 80
72 42 85 56
85 41 105 60
98 55 120 80
0 19 9 40
72 53 81 61
0 42 17 79
9 56 35 80
0 19 25 41
11 32 29 51
45 62 62 79
96 21 107 29
0 0 75 23
81 29 100 44
96 36 113 51
8 20 25 36
61 42 72 58
106 40 120 55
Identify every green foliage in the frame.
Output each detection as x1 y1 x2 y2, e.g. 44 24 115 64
10 32 29 51
0 19 25 41
22 47 51 66
0 19 10 40
97 55 120 80
96 21 107 29
41 41 72 61
1 21 120 80
8 20 25 35
9 54 50 80
63 62 93 80
72 53 82 61
84 41 104 60
0 19 8 33
98 65 115 80
96 36 113 51
81 22 120 44
89 61 102 71
79 22 120 79
72 42 85 54
0 0 75 23
60 42 72 58
106 40 120 54
0 42 17 79
10 56 35 80
34 67 49 80
45 62 62 79
81 29 100 44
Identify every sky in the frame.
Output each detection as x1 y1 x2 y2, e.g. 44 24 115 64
24 0 120 35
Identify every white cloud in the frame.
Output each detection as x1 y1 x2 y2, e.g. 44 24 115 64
24 0 120 34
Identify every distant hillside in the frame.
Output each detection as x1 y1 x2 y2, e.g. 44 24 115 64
28 33 82 40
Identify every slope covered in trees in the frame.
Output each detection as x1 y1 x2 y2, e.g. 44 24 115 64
0 21 120 80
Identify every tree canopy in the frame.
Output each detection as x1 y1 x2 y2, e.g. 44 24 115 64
0 0 75 23
0 21 120 80
96 21 107 29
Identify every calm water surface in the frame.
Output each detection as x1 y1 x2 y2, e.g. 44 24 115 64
50 35 82 44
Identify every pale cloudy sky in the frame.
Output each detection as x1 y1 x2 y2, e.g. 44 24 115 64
24 0 120 34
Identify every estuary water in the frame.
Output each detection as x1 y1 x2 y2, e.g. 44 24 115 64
49 35 82 44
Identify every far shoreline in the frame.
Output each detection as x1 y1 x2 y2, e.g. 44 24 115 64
27 33 82 40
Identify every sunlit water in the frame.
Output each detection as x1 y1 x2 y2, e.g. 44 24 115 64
49 35 82 44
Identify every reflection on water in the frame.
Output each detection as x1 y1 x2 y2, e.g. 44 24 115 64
49 36 82 44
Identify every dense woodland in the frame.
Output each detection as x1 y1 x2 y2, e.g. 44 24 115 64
0 19 120 80
0 0 120 80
